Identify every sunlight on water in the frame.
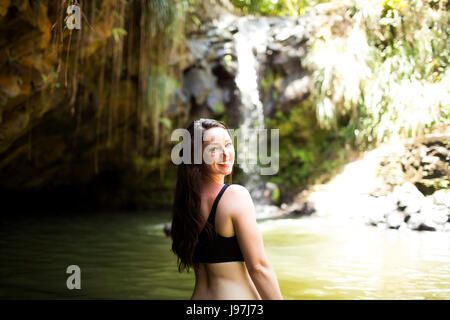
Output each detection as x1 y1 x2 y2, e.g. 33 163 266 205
260 217 450 299
0 211 448 299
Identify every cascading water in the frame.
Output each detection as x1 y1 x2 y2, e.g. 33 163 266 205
204 14 312 218
233 18 277 217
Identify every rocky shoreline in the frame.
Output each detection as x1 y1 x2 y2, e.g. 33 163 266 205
362 133 450 232
261 132 450 232
364 184 449 232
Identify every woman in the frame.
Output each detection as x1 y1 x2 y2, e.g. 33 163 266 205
171 118 283 300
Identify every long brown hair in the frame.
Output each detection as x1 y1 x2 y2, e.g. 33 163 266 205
171 118 233 272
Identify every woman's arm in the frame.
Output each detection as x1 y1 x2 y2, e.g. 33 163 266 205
228 185 283 300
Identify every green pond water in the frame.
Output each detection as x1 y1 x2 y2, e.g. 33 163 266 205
0 210 448 299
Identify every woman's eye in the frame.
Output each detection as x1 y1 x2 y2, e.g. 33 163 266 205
210 143 232 152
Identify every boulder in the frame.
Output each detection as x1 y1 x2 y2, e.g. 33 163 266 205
186 38 211 62
386 212 405 229
287 201 316 218
206 88 225 115
393 182 425 214
433 189 450 207
250 181 280 206
182 67 216 105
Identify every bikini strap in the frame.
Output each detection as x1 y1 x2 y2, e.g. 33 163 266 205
207 183 230 225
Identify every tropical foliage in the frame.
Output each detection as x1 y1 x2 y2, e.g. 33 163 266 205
265 0 449 199
230 0 330 15
305 0 449 148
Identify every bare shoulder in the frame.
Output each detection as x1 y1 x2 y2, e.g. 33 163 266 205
223 184 255 216
225 184 252 200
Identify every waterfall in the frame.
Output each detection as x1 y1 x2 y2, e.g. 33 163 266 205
234 18 275 216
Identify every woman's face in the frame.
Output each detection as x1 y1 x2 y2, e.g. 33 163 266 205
202 127 235 177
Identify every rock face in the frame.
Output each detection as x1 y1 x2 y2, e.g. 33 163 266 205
0 1 191 211
377 136 450 195
0 2 319 212
181 14 317 124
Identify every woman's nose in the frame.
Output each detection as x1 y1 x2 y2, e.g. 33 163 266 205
220 147 229 158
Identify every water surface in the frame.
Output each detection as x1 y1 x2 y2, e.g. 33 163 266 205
0 211 448 299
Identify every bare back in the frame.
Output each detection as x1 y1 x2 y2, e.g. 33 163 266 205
191 184 261 300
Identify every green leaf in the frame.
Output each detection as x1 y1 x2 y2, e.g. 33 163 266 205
160 117 172 130
112 28 128 43
212 102 224 114
271 186 280 203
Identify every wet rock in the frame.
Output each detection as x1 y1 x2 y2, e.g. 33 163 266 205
255 204 283 220
386 212 405 229
416 223 436 232
287 201 316 218
430 208 449 225
375 222 389 229
406 213 425 230
250 181 279 206
433 189 450 207
266 43 281 55
165 88 188 117
420 197 448 225
393 182 424 214
212 47 235 60
407 212 438 232
366 180 449 232
263 99 278 118
227 25 238 34
186 38 211 62
206 89 225 115
366 210 386 227
271 47 303 75
182 67 216 105
206 28 233 42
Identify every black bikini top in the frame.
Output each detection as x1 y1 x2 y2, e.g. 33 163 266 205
193 183 245 264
